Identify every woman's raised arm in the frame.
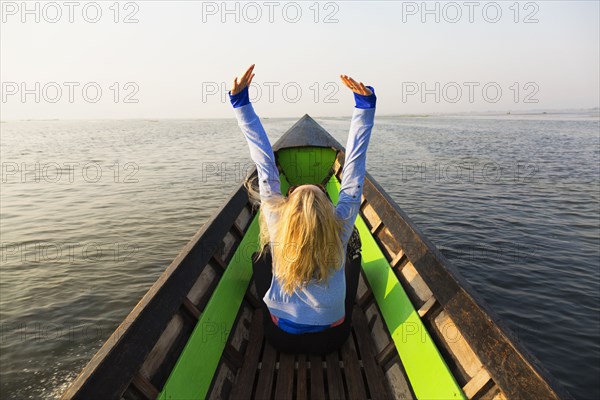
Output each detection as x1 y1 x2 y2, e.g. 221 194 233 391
229 64 282 200
336 75 377 247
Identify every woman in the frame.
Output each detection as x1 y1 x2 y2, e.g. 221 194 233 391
229 64 376 354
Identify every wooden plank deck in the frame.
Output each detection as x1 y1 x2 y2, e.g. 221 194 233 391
231 307 392 399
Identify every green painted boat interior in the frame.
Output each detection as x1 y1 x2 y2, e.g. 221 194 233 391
276 147 338 185
158 146 465 400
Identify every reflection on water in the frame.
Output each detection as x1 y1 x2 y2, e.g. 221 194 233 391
1 114 598 399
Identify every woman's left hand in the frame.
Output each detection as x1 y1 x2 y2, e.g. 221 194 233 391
231 64 256 95
339 74 373 96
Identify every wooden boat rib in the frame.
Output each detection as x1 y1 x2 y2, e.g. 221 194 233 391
62 115 572 400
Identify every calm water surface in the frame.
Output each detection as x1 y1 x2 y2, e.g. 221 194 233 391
1 114 599 399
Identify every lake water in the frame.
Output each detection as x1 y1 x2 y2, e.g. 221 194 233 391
1 112 599 399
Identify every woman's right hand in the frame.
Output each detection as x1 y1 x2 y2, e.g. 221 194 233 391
231 64 256 95
339 74 373 96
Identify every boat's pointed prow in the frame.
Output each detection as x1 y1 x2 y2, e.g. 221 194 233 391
273 114 342 151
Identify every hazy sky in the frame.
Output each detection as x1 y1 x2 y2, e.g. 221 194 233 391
1 1 599 119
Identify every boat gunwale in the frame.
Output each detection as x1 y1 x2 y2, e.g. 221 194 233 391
61 182 253 399
358 166 573 399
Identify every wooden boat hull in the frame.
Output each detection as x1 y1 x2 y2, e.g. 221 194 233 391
62 115 572 400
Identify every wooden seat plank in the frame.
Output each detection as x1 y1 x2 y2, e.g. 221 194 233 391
255 342 277 399
296 354 308 400
340 334 367 399
325 351 346 400
352 307 390 399
275 353 295 400
230 309 264 399
309 355 326 400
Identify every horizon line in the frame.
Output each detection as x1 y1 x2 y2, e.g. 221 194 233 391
2 106 599 123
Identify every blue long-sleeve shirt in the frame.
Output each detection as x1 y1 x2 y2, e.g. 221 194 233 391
230 86 376 329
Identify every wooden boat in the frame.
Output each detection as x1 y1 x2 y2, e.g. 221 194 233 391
62 115 572 400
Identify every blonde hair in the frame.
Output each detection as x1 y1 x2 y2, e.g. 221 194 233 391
244 175 345 296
